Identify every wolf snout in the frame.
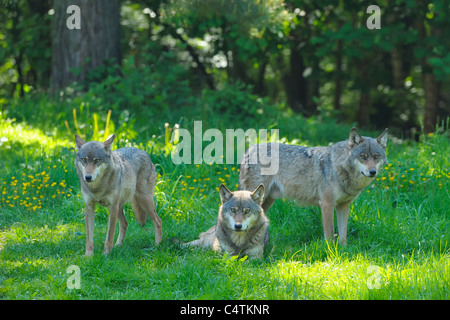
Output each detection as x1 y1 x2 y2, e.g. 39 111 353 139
234 223 243 231
369 169 377 177
85 174 93 182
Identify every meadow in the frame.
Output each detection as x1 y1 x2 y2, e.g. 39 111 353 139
0 107 449 300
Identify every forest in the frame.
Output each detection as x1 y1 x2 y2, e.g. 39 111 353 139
0 0 449 301
1 0 449 134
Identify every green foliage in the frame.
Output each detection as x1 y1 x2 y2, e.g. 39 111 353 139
0 1 449 300
0 1 51 98
1 0 449 132
1 106 449 299
201 82 276 124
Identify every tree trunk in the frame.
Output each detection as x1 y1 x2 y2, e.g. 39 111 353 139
422 72 439 133
333 38 343 111
15 52 25 98
415 1 441 133
229 47 251 85
391 47 403 89
283 47 308 115
10 3 24 97
51 0 121 93
358 91 370 128
254 54 268 96
357 59 370 127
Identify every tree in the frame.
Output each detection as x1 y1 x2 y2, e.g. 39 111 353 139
0 0 52 97
414 0 450 133
51 0 121 93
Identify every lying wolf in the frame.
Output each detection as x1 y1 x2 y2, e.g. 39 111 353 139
186 184 269 259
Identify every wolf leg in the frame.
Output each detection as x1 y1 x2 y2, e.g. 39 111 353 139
84 202 96 256
135 169 162 245
138 195 162 245
336 201 351 246
244 244 265 259
319 193 335 242
104 202 120 254
115 206 127 246
184 225 216 248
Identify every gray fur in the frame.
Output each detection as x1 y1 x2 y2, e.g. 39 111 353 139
239 127 388 245
185 184 269 259
74 134 162 256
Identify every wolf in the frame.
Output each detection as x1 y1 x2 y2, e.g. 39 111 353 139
186 184 269 259
239 127 388 245
74 134 162 256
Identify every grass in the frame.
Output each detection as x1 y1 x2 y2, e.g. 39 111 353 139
0 111 449 300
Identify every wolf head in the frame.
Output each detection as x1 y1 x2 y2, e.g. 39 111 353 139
218 184 265 232
348 127 388 178
75 134 115 183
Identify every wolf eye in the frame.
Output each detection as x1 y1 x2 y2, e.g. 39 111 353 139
243 208 250 214
93 158 101 164
81 158 88 164
359 153 368 160
230 207 237 213
372 154 380 160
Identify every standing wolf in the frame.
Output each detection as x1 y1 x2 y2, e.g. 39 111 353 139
239 127 388 245
74 134 162 256
186 184 269 259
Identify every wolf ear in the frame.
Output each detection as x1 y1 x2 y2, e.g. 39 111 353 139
250 184 265 206
377 128 388 149
103 134 115 153
219 184 233 204
75 134 86 150
349 127 364 148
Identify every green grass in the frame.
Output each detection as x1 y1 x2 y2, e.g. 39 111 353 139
0 113 449 300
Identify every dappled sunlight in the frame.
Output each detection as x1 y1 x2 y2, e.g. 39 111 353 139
267 248 450 299
0 252 81 299
268 258 370 299
1 255 55 271
1 0 450 300
0 117 81 218
1 96 449 300
0 222 84 256
0 221 87 298
0 115 71 153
